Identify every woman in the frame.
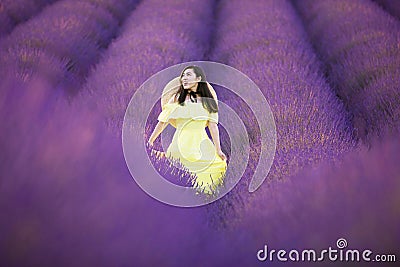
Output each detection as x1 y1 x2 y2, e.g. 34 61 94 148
147 65 227 195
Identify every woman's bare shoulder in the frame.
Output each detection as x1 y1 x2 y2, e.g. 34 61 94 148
168 93 178 104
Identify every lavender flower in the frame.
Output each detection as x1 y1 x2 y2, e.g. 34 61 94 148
293 0 400 142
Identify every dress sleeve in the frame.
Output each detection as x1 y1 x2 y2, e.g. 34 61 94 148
157 103 177 122
208 111 218 123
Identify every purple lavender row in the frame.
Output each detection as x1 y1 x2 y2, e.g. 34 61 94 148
219 134 400 265
0 0 58 37
0 0 139 171
209 0 355 195
0 0 139 96
0 81 213 267
78 0 215 134
204 0 357 228
293 0 400 142
81 0 139 21
0 1 140 254
374 0 400 20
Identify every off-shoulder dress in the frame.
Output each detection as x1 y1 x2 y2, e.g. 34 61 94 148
157 100 227 194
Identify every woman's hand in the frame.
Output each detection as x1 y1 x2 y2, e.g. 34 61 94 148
147 121 166 149
147 140 154 148
216 149 227 161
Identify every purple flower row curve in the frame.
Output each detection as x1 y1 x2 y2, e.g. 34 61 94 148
0 0 139 95
205 0 357 227
293 0 400 142
211 134 400 266
0 0 58 37
212 0 355 183
78 0 215 133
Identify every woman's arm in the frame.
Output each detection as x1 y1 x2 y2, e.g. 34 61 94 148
208 121 227 161
148 94 177 146
148 121 167 146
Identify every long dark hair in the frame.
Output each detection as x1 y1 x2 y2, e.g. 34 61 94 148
175 65 218 113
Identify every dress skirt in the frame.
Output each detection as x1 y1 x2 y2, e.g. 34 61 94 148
157 101 227 194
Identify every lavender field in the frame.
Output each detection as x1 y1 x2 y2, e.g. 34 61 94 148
1 0 399 266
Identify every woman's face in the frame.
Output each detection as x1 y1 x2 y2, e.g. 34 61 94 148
181 68 201 90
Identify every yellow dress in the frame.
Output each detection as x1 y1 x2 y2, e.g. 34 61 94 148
157 100 227 194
